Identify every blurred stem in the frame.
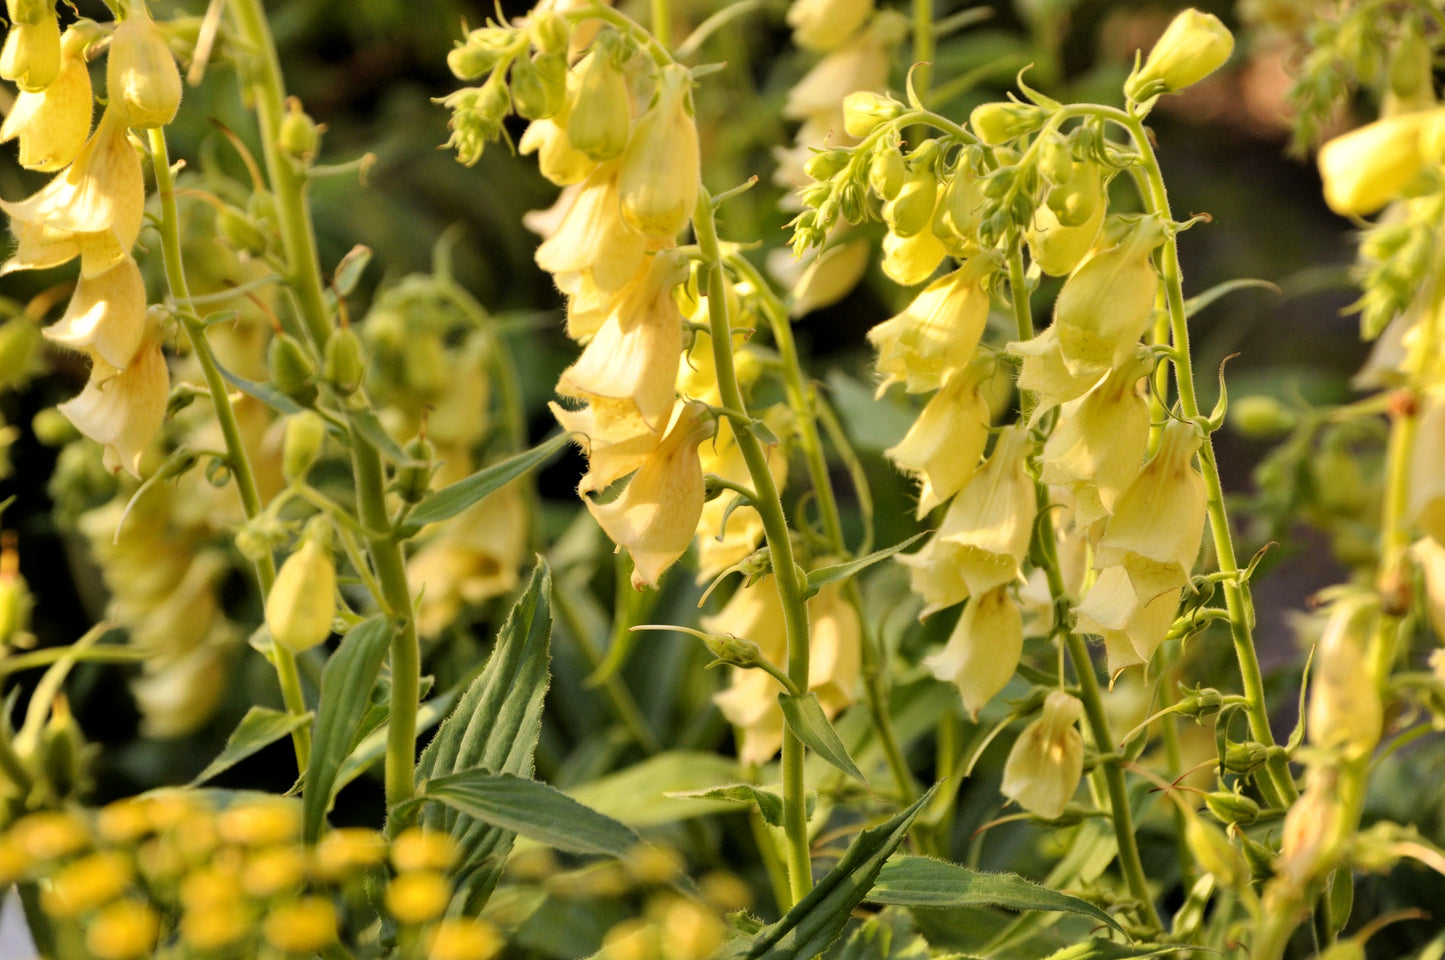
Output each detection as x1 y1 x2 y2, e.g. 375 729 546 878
1007 248 1162 933
695 189 814 905
230 0 420 820
651 0 670 51
726 253 916 805
148 127 311 773
912 0 933 106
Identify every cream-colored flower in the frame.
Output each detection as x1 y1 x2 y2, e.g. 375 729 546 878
44 254 146 368
693 413 790 581
1008 325 1109 425
556 249 688 431
107 12 182 129
767 237 870 317
618 64 699 239
1025 178 1106 277
266 525 337 653
1411 536 1445 641
407 483 528 637
534 159 646 295
1052 216 1166 375
1306 596 1383 758
783 12 903 121
880 227 948 286
1074 565 1180 676
0 25 92 171
130 637 229 739
925 586 1022 718
867 256 995 396
1001 691 1084 820
0 2 60 92
1317 111 1438 217
587 401 715 588
567 41 631 161
786 0 874 51
58 322 169 478
885 360 991 517
552 396 662 495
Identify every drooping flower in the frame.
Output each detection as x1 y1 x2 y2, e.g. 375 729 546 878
1074 565 1181 676
885 359 992 517
924 585 1023 718
1317 110 1439 217
0 0 61 92
57 316 169 478
867 255 996 396
880 227 948 286
43 254 146 369
785 0 874 51
1306 596 1383 759
534 159 646 296
1008 325 1109 425
106 11 182 129
1001 691 1085 820
406 482 528 637
618 64 699 239
1051 216 1166 374
0 24 93 172
265 520 338 654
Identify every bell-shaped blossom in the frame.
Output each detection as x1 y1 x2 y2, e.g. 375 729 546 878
1052 216 1166 374
1007 326 1108 425
556 249 687 431
1409 388 1445 544
266 525 338 654
925 586 1022 718
587 401 715 588
58 319 169 478
618 64 699 239
783 12 903 121
44 254 145 368
1001 691 1084 820
567 41 632 162
1094 419 1206 605
885 360 991 517
899 425 1034 614
1074 565 1180 676
535 159 646 295
1306 596 1383 759
0 6 60 92
551 396 661 495
407 482 527 637
1039 350 1152 529
867 255 995 396
107 12 182 129
1 109 144 277
880 227 948 286
786 0 874 51
1026 185 1105 277
767 237 870 317
0 25 92 172
1317 108 1440 217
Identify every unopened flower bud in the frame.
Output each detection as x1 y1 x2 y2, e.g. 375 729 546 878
323 325 365 395
842 90 902 138
530 11 569 55
869 144 905 200
1001 691 1084 820
618 63 699 238
447 43 501 82
1231 394 1297 437
268 333 317 406
568 38 631 161
1036 133 1073 184
107 13 183 128
278 100 320 160
1307 596 1383 758
803 149 850 182
511 53 564 120
218 207 268 256
1388 28 1433 105
282 411 327 482
0 532 31 647
1182 810 1248 889
882 142 940 238
1203 790 1259 826
1222 740 1269 774
393 434 439 503
1044 155 1103 228
969 101 1045 145
265 519 337 653
0 3 61 92
702 632 763 668
40 694 88 800
1124 8 1234 102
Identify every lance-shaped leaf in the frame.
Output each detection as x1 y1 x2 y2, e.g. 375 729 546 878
401 432 569 532
868 856 1126 935
303 616 392 842
804 533 927 597
665 783 816 829
192 707 313 787
416 770 637 858
779 691 867 785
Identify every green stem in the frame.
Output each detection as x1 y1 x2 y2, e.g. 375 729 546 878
695 190 813 904
229 0 420 817
650 0 670 50
148 127 311 773
911 0 934 106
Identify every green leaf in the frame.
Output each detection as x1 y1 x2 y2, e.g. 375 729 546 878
1040 942 1182 960
346 404 408 464
665 783 792 828
418 770 637 858
413 562 552 910
303 616 392 842
779 692 867 785
332 244 372 296
402 433 570 532
804 533 928 597
738 786 937 960
332 689 456 797
214 360 304 417
562 752 743 829
834 908 932 960
1183 278 1279 319
191 707 313 787
869 856 1126 936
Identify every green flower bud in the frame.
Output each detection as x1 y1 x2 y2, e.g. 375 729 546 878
323 326 365 395
40 695 88 801
1231 395 1297 437
869 144 905 201
1036 133 1073 184
282 411 327 483
1182 811 1248 889
268 333 317 406
882 142 940 238
842 90 903 138
266 520 337 653
1203 790 1260 826
393 435 438 504
530 11 569 55
1124 8 1234 103
217 207 269 257
969 101 1046 145
1222 740 1269 774
447 43 502 82
1388 27 1433 103
107 12 183 128
511 53 564 121
701 632 763 668
1045 156 1104 227
567 37 631 161
278 100 320 160
803 149 850 182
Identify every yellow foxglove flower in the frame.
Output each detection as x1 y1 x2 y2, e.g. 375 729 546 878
130 640 228 738
767 237 870 318
786 0 874 51
618 64 699 238
1317 111 1437 217
556 249 688 431
587 401 715 589
1008 325 1108 425
265 522 337 653
1074 565 1180 676
880 227 948 286
1001 691 1084 820
520 113 598 186
407 483 527 637
552 396 662 494
899 425 1034 613
1039 350 1152 528
782 12 903 121
1306 596 1383 758
1 109 144 277
1052 216 1166 374
0 25 92 171
107 12 182 129
807 580 862 714
885 360 991 517
0 1 60 92
58 324 169 478
44 254 145 368
567 40 631 162
925 585 1022 718
1409 388 1445 544
1095 418 1206 604
1124 8 1234 102
1026 181 1106 277
535 159 646 295
867 255 995 397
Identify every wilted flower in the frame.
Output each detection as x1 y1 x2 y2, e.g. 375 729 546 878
618 64 699 238
925 586 1023 718
1001 691 1085 819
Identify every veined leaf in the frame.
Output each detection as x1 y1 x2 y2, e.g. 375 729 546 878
804 533 927 597
402 432 569 532
869 856 1126 936
779 692 867 786
665 783 801 828
332 690 457 797
418 770 637 858
303 617 392 842
1183 278 1278 319
192 707 312 787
